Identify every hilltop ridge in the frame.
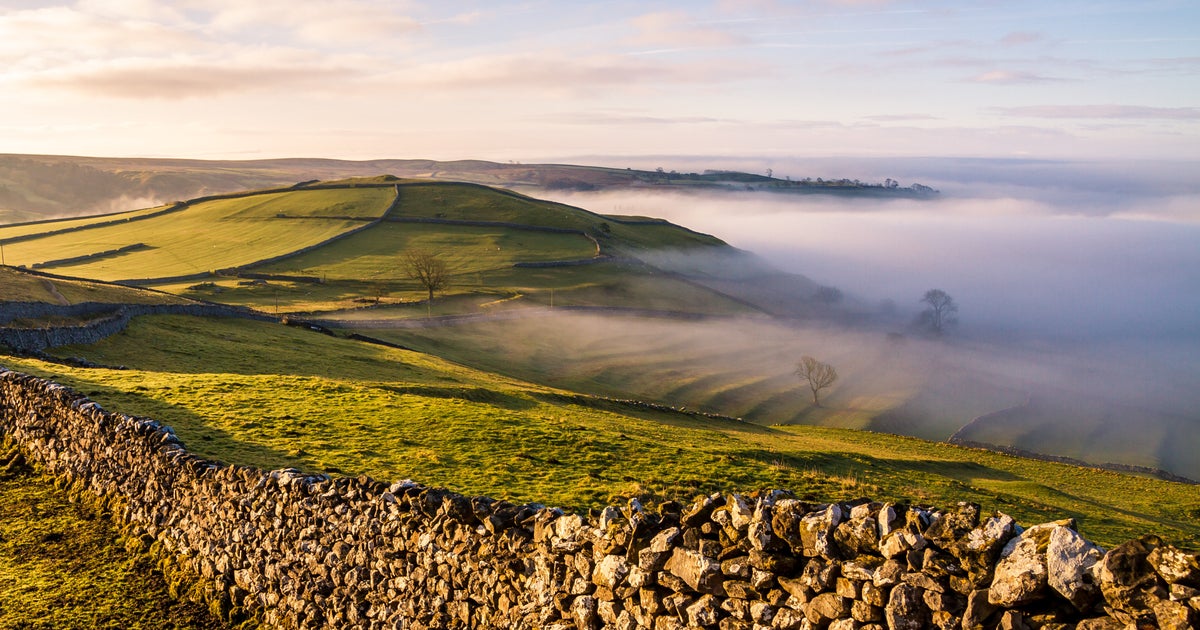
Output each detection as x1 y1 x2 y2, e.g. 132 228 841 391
0 154 936 224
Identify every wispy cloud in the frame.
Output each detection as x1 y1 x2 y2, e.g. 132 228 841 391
547 111 735 126
994 105 1200 120
864 114 942 122
967 70 1062 84
23 51 361 99
194 0 421 45
627 11 744 50
382 53 770 93
999 31 1044 46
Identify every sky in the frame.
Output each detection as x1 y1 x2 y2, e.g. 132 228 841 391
2 0 1198 162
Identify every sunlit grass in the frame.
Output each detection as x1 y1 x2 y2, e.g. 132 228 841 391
0 188 394 280
0 314 1192 548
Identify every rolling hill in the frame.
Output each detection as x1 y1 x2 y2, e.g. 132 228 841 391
0 154 936 225
1 178 1196 628
3 178 1195 482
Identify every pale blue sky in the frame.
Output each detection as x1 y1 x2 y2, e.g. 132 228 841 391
1 0 1197 160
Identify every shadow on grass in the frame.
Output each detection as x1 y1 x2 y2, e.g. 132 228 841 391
528 391 775 435
381 385 538 410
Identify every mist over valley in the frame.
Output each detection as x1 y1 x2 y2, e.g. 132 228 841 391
496 158 1200 478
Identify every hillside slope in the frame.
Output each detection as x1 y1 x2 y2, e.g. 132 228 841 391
2 179 824 319
3 313 1194 548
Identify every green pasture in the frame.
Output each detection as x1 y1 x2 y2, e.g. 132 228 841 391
256 222 597 281
1 314 1193 547
0 205 173 241
0 188 395 281
0 266 189 306
392 183 723 253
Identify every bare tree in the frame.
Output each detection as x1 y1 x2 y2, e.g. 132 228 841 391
404 250 448 316
795 356 838 406
918 289 958 335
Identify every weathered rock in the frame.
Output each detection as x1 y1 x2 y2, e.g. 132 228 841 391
851 598 883 622
1098 536 1168 615
685 594 720 627
571 595 598 629
665 547 724 594
1149 545 1200 587
872 559 905 587
997 609 1032 630
772 607 805 630
771 499 808 552
593 555 630 590
988 521 1068 606
682 494 724 528
948 512 1018 586
884 583 929 630
827 619 856 630
650 527 682 553
806 592 850 622
1045 524 1103 610
961 589 997 630
879 529 925 559
722 556 753 579
1152 598 1195 630
799 504 843 559
834 515 879 556
923 502 981 548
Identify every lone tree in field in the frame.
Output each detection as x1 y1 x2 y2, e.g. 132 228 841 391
918 288 958 335
404 250 448 316
795 356 838 406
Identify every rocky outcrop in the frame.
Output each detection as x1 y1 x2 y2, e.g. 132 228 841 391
0 367 1197 629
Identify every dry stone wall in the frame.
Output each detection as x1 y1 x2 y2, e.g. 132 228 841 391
0 367 1197 630
0 303 274 352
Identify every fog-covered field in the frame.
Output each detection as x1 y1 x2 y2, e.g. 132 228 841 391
515 157 1200 478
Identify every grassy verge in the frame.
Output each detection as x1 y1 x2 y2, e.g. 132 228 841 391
0 454 227 629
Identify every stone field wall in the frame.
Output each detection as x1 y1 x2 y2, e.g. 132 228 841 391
0 302 274 352
0 367 1197 630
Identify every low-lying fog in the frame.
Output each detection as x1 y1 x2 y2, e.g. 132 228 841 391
521 157 1200 478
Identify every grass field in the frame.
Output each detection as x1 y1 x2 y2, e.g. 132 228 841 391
1 314 1193 548
0 205 174 241
0 462 226 630
390 183 725 254
0 267 191 306
0 188 395 280
256 222 597 281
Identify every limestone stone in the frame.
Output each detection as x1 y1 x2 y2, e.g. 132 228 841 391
1045 524 1103 610
1149 545 1200 587
799 504 842 559
806 592 849 622
988 523 1061 606
593 554 630 590
1098 536 1168 614
1152 598 1195 630
665 547 724 594
687 594 720 627
884 583 929 630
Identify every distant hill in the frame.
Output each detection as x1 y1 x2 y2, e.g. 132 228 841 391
0 154 936 224
0 178 828 320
